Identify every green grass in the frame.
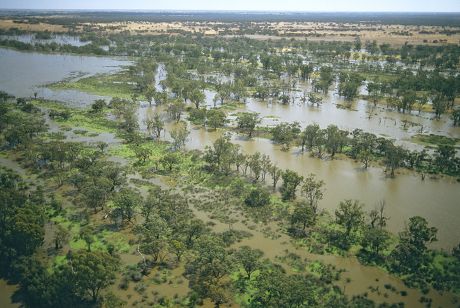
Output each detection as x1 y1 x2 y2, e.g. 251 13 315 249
412 134 459 148
48 71 139 99
32 99 118 133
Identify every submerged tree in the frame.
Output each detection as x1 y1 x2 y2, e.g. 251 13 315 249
170 122 189 151
236 112 260 138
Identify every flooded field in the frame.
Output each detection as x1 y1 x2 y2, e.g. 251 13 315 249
0 43 459 307
0 48 130 105
1 48 458 249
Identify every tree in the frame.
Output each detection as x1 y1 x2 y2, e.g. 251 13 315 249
452 109 460 126
290 200 316 233
249 152 262 181
324 125 347 158
113 100 138 134
190 88 206 109
185 219 206 248
416 95 428 114
160 152 180 172
431 93 448 119
234 246 263 280
254 84 269 101
398 90 417 114
355 132 376 169
269 165 283 191
203 135 239 175
170 122 189 151
435 144 456 172
133 145 151 164
141 186 162 222
136 215 171 264
63 250 119 302
7 202 45 258
206 109 226 130
250 267 342 307
300 123 321 152
79 225 95 252
271 122 301 150
317 66 334 94
170 238 186 262
307 93 322 106
236 112 260 138
367 81 381 106
185 236 233 306
153 90 168 105
280 170 303 201
301 174 325 218
54 225 70 250
167 100 185 122
300 64 314 81
145 113 164 139
354 36 362 50
144 84 156 106
383 144 406 177
368 200 388 229
338 73 362 101
335 200 364 238
112 188 142 226
390 216 437 274
360 226 390 263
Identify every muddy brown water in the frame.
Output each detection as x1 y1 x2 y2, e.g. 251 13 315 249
1 52 460 306
187 191 459 307
181 127 460 251
0 48 131 105
139 106 459 251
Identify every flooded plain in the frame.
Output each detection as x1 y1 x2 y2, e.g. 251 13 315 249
144 65 460 250
0 48 131 105
0 49 459 306
0 48 458 248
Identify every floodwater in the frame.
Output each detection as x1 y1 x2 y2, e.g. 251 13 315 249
0 280 19 308
188 196 459 307
182 127 460 250
1 51 460 306
244 94 460 150
136 64 460 250
0 48 131 104
137 96 460 249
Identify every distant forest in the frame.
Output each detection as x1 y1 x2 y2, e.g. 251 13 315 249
1 11 460 26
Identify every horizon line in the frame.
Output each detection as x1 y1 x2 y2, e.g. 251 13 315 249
1 9 459 14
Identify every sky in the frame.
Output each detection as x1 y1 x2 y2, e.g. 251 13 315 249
0 0 459 12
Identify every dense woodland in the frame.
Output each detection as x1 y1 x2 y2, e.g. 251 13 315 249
0 11 460 308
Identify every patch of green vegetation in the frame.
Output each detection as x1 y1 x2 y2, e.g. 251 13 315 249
218 101 245 111
53 255 67 267
32 99 118 133
412 134 459 147
48 71 138 99
61 112 117 133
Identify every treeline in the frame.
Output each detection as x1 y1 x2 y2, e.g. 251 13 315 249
269 121 460 177
0 38 109 55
